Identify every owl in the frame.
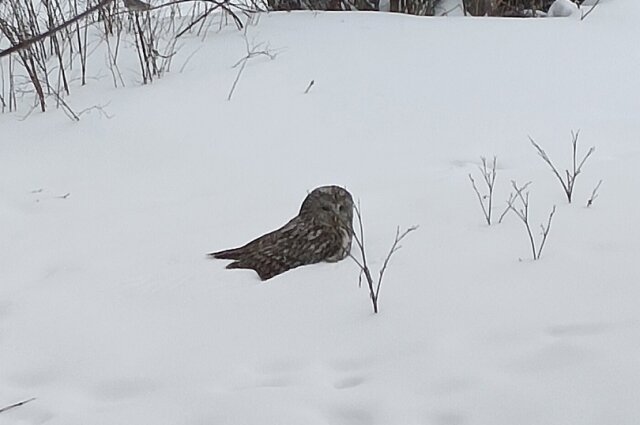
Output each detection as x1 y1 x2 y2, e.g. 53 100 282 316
209 185 354 281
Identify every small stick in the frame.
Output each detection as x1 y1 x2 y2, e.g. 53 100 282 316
468 156 497 225
0 398 36 414
586 179 603 207
581 0 602 21
303 79 314 94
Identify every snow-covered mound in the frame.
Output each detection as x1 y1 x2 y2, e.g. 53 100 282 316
548 0 580 17
1 1 640 424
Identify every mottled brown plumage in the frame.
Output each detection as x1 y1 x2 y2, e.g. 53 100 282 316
209 186 354 280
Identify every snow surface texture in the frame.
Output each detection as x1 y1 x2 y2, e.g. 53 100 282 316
2 1 640 424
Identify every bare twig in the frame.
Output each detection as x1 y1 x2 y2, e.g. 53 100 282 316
529 131 595 203
175 4 220 38
349 200 417 313
47 84 80 121
586 179 603 207
504 180 556 260
581 0 602 21
227 29 277 101
0 398 36 414
179 45 202 72
18 103 40 121
499 180 530 223
468 156 497 225
303 79 314 94
438 3 462 16
536 205 556 260
375 225 418 302
77 102 114 118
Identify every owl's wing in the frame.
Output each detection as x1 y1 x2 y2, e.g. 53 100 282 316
210 216 341 281
208 216 300 261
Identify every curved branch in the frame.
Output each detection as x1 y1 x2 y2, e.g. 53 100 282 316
0 0 115 58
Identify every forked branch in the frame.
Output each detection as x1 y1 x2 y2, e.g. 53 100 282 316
504 180 556 261
529 131 595 203
468 156 497 225
349 201 417 313
587 179 603 207
227 27 277 101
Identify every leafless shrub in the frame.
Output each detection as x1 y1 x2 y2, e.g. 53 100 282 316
586 179 603 207
227 27 277 101
0 3 48 112
0 0 106 113
131 11 155 84
0 55 10 112
103 17 125 88
349 201 418 314
529 130 595 204
0 0 113 60
468 156 498 225
72 0 91 86
390 0 439 15
463 0 555 16
1 0 255 115
504 180 556 260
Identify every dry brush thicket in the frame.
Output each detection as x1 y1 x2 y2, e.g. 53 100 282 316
1 0 598 117
0 0 258 117
267 0 586 17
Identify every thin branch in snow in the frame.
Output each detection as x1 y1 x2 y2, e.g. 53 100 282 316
529 130 595 203
468 156 497 225
77 103 114 119
227 28 277 101
304 79 314 94
349 200 417 313
581 0 602 20
0 398 36 414
499 180 530 224
586 179 603 207
536 204 556 260
504 180 556 261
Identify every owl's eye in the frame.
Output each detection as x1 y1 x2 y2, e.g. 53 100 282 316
337 204 343 212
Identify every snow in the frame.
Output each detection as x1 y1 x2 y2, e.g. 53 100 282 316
2 1 640 424
548 0 580 18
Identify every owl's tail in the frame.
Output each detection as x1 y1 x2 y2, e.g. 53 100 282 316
208 248 289 281
225 259 280 281
208 247 244 260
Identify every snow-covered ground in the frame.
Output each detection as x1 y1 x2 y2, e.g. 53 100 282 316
2 1 640 424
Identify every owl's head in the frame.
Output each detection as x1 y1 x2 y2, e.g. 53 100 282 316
300 185 354 229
